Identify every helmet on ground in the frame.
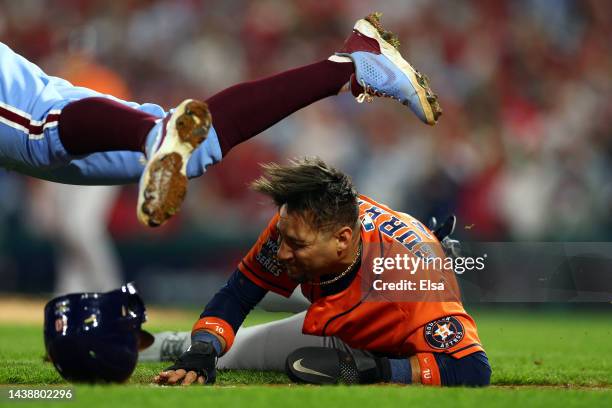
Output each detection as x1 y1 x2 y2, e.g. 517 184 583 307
44 282 153 383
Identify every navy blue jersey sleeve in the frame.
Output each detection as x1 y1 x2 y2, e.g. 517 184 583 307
199 269 268 334
435 351 491 386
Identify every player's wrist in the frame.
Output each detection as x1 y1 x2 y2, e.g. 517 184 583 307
192 316 235 355
191 331 223 355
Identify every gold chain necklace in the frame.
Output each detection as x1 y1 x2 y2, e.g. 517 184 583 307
311 244 361 286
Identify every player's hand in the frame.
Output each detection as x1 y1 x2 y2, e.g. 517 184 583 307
154 369 206 385
429 215 456 241
429 215 461 258
153 341 217 386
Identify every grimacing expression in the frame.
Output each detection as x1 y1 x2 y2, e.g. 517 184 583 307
275 205 341 283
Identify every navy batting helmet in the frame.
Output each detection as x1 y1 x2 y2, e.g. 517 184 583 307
44 282 153 383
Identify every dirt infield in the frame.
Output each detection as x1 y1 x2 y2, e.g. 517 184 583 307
0 297 48 324
0 296 193 325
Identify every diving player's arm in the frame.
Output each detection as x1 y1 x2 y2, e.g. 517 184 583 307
192 213 298 354
155 216 297 386
191 269 269 355
153 268 270 386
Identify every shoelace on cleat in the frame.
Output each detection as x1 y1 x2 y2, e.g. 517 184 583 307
355 79 401 104
356 77 442 121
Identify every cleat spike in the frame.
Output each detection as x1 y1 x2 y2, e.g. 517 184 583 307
365 12 401 49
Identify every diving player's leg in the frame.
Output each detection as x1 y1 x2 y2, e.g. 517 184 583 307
0 42 160 175
56 97 158 156
217 311 326 371
0 42 74 170
33 54 353 187
3 12 441 221
0 42 166 167
19 124 221 186
4 13 439 182
56 92 213 225
205 12 442 157
22 151 148 186
0 42 210 227
140 312 331 372
205 60 354 157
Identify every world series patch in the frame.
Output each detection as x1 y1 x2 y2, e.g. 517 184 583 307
255 237 284 277
424 316 464 349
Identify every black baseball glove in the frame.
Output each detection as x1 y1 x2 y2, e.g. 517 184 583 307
165 341 218 384
429 215 461 258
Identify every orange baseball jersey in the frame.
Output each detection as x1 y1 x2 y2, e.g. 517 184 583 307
238 195 484 359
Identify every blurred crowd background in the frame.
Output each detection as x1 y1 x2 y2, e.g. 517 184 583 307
0 0 610 300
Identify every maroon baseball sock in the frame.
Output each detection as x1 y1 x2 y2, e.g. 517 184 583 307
206 60 354 155
58 97 157 155
58 60 353 156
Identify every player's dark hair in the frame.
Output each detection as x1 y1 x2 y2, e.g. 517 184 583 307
251 157 359 232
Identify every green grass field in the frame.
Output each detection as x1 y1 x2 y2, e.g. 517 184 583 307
1 307 610 407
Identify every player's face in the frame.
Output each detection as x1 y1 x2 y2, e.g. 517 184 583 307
276 205 342 283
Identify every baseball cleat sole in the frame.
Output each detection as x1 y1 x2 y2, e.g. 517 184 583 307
137 99 211 227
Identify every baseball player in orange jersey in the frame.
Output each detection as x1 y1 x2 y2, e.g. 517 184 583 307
151 158 491 387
